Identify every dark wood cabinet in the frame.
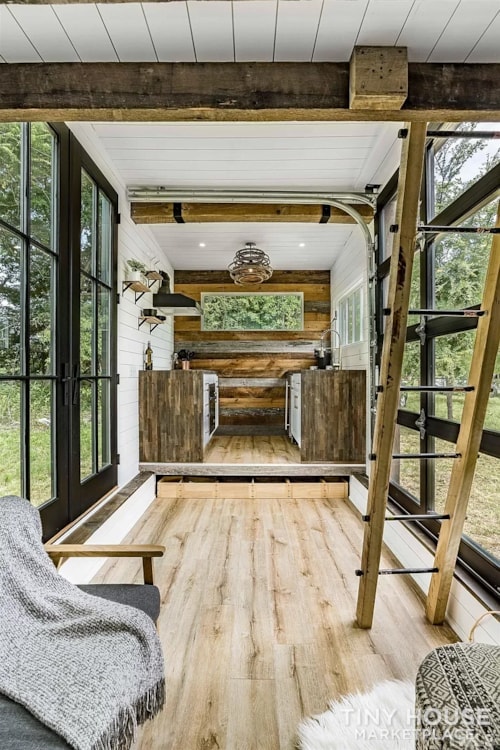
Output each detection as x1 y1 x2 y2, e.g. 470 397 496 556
139 370 217 463
300 369 366 463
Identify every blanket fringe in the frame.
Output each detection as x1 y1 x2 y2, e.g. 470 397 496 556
91 678 165 750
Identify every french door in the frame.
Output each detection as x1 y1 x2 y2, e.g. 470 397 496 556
0 123 117 539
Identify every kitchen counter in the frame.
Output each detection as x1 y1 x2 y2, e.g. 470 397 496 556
139 370 218 463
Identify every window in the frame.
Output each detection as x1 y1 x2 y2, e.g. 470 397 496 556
375 125 500 596
338 286 363 345
0 123 57 507
201 292 303 331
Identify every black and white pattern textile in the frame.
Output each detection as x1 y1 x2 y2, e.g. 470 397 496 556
0 495 165 750
416 642 500 750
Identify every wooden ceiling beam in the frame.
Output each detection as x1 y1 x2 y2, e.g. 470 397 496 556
130 202 375 225
0 62 499 122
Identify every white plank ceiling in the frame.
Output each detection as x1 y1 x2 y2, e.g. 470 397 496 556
3 0 498 269
1 0 500 64
86 120 401 269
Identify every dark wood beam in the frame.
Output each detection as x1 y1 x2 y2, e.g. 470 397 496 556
131 202 375 225
0 62 499 122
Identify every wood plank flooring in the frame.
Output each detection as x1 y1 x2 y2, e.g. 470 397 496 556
204 436 301 464
92 490 456 750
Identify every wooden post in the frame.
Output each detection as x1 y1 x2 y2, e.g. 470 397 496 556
426 202 500 625
350 47 408 110
355 121 427 629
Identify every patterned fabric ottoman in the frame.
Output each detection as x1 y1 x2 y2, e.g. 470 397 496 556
416 643 500 749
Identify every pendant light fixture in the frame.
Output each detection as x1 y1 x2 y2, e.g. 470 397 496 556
228 242 273 285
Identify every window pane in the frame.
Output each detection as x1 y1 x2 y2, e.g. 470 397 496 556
80 275 93 376
0 381 22 496
353 289 361 342
486 346 500 432
347 297 353 343
391 425 421 504
97 286 110 376
465 454 500 561
30 123 55 249
80 380 94 480
433 437 499 561
380 194 397 260
0 122 22 230
202 293 303 331
408 250 420 327
432 123 500 217
432 331 475 423
30 247 53 375
98 191 112 284
80 170 94 275
98 379 111 470
0 227 22 375
30 380 54 506
400 341 420 411
434 199 498 311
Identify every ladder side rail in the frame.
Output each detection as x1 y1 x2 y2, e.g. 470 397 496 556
356 122 428 629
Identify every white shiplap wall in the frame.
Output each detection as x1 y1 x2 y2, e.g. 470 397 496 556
330 228 372 463
68 123 175 488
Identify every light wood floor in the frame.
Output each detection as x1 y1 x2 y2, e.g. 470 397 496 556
93 490 456 750
205 435 301 464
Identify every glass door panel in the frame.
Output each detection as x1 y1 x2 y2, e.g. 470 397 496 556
74 161 116 509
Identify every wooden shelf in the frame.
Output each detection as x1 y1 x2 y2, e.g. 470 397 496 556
145 271 163 281
139 315 166 332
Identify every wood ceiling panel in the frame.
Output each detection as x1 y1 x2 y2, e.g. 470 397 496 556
395 0 461 62
274 0 323 61
428 0 500 62
233 1 277 62
0 7 42 62
7 5 79 62
143 3 196 62
356 0 415 46
53 4 118 62
313 0 369 62
188 1 234 62
97 4 157 62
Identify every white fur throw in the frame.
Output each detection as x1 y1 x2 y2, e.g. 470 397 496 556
298 679 415 750
0 495 164 750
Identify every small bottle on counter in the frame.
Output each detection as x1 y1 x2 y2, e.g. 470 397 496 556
144 341 153 370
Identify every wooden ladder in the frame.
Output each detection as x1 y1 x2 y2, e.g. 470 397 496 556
356 121 500 628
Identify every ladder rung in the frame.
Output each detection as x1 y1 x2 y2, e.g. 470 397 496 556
362 514 450 522
426 130 500 139
399 385 474 393
383 307 485 317
418 225 500 235
355 567 439 576
392 453 461 460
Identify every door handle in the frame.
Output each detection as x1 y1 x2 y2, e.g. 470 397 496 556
72 365 80 405
61 363 71 406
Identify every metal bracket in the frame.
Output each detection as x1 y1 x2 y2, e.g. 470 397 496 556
415 316 426 345
415 408 427 439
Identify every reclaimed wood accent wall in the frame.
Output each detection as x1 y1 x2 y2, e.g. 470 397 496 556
174 270 330 433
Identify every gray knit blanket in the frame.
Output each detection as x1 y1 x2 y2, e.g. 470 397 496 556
0 495 165 750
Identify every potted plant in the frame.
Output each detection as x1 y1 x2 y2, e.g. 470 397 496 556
125 259 148 283
176 349 195 370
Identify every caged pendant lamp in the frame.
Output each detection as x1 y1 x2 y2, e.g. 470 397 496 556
228 242 273 285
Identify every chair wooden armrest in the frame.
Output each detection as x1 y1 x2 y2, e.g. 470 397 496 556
44 544 165 585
